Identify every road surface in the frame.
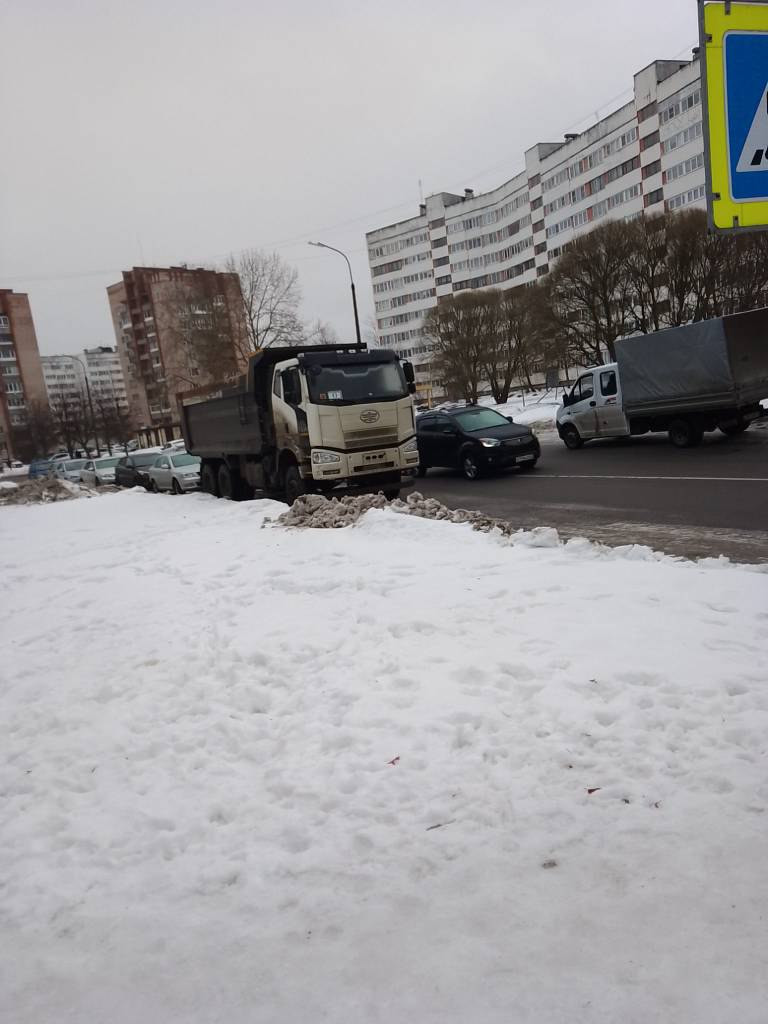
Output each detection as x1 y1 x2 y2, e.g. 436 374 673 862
417 424 768 563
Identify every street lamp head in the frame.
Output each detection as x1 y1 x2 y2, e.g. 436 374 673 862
308 241 326 249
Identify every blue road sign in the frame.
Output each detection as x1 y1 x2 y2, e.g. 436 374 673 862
725 31 768 202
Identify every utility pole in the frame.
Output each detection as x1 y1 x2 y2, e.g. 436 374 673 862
308 242 363 346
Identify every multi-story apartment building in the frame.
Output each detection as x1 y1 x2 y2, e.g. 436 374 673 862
82 347 130 413
106 266 249 442
366 56 706 402
42 346 129 417
0 289 48 461
41 354 88 412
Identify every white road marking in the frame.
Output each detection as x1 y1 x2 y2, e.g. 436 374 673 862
533 474 768 482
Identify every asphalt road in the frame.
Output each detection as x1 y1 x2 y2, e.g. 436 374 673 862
417 423 768 563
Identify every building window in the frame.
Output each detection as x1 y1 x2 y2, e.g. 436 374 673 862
531 196 542 210
534 241 547 255
428 218 445 229
640 130 660 151
431 236 447 249
642 159 662 179
433 256 449 267
528 173 541 187
644 189 664 208
532 220 545 234
637 101 657 123
435 275 452 286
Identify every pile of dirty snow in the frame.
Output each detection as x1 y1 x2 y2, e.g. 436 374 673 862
278 491 559 545
2 489 768 1024
0 476 93 506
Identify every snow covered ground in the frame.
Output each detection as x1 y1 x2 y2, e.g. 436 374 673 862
479 390 561 432
2 490 768 1023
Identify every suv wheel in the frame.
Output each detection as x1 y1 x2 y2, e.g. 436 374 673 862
461 450 480 480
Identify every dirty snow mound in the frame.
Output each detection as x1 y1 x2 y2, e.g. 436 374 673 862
277 490 550 538
0 477 96 505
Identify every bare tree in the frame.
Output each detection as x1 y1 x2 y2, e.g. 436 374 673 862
304 319 339 346
548 219 636 363
94 395 136 452
15 400 59 459
481 286 549 404
424 293 489 403
51 392 93 456
225 249 304 353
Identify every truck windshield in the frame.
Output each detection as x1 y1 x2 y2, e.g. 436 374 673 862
306 361 407 405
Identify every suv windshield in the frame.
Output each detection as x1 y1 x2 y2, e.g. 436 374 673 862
306 361 407 405
454 408 510 432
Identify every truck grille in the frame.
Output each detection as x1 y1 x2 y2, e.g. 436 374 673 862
343 429 400 447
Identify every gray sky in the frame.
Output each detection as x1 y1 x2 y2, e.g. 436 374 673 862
1 0 695 356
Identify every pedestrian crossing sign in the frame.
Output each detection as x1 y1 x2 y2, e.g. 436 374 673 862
700 0 768 231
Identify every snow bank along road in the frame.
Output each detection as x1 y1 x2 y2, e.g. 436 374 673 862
2 490 768 1023
421 425 768 563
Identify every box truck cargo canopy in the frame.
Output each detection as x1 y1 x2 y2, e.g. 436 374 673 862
615 307 768 415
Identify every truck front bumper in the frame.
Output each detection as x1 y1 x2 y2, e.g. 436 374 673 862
309 444 419 487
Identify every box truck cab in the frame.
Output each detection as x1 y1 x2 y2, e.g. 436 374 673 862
558 364 628 446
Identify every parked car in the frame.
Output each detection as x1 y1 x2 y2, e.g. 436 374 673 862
51 458 88 483
147 452 201 493
79 456 121 486
114 449 163 489
28 458 53 479
416 406 540 480
160 439 186 451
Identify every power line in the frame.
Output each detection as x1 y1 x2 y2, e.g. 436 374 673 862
3 38 698 286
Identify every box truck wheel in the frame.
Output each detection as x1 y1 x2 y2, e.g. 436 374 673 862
719 420 749 437
284 465 306 505
561 424 583 450
668 419 703 448
217 463 235 500
201 461 219 496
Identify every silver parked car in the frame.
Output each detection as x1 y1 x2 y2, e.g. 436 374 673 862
51 458 88 483
79 456 121 487
147 452 201 493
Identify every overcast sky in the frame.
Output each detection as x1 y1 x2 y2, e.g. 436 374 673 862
1 0 695 356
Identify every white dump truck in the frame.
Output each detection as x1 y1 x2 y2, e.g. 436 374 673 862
180 343 420 502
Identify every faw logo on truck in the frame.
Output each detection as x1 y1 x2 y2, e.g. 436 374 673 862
359 410 380 424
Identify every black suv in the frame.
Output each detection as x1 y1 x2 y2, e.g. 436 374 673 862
416 406 540 480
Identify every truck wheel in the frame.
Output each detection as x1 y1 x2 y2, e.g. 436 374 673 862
284 465 306 505
561 424 583 450
719 421 749 437
201 462 219 496
217 463 235 500
669 419 703 448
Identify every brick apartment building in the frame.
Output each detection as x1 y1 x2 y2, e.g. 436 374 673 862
0 289 48 462
106 266 249 443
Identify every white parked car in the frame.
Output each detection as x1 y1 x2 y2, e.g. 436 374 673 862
52 458 88 483
79 456 121 486
160 439 187 451
147 452 201 493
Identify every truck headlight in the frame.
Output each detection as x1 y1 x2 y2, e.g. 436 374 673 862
402 437 418 453
311 449 341 465
479 437 501 448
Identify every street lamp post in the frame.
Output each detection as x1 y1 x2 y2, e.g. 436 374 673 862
308 241 362 346
70 354 101 456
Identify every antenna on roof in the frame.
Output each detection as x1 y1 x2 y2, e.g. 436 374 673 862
418 178 424 204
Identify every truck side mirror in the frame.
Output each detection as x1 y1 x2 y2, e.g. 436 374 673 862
402 361 415 384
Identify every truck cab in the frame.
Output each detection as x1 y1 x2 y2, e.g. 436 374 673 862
557 363 629 448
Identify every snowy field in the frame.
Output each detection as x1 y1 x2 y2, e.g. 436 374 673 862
480 390 562 432
2 491 768 1023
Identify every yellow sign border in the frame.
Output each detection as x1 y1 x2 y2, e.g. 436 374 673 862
702 1 768 231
